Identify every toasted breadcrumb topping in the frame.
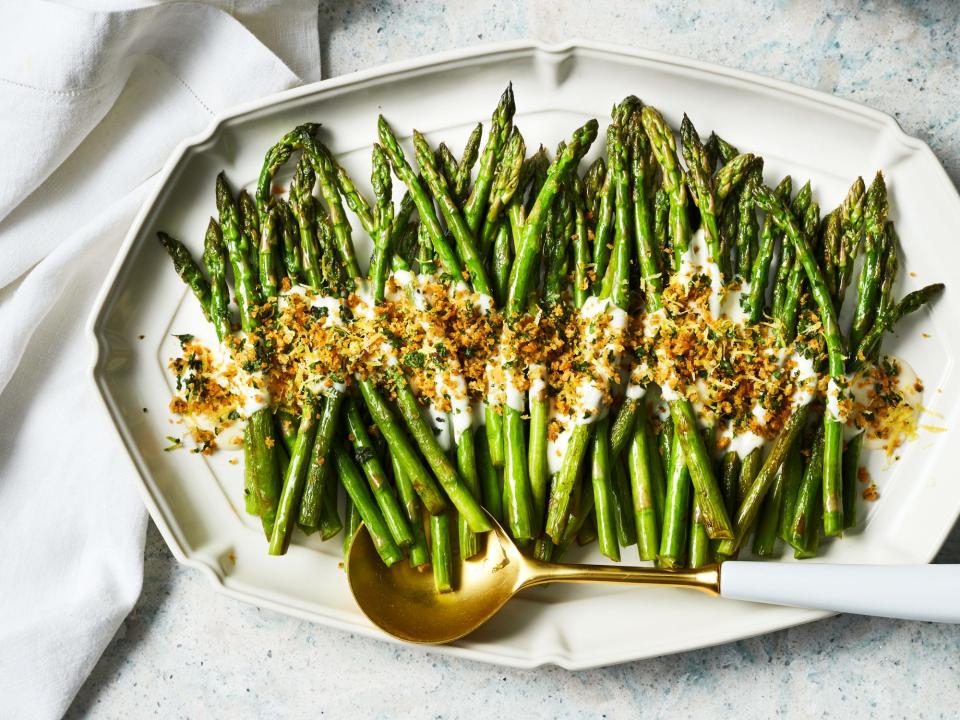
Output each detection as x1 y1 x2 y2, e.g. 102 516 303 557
627 277 818 442
167 273 922 456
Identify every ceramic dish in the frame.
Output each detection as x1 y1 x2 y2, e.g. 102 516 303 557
88 39 960 669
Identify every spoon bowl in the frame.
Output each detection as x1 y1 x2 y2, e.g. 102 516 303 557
346 516 527 644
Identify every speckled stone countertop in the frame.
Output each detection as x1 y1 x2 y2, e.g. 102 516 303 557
69 2 960 717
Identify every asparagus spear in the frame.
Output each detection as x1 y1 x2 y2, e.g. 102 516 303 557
430 511 454 593
333 445 403 566
627 411 660 561
848 173 888 351
391 454 430 568
296 391 344 534
344 399 413 548
368 144 395 302
592 416 620 561
158 232 212 321
479 128 526 255
680 114 726 276
255 123 318 222
215 174 280 538
546 121 626 543
842 432 864 532
437 143 458 190
288 153 323 289
788 427 826 551
201 219 232 340
216 174 262 328
334 159 375 236
268 399 319 554
453 122 482 201
464 85 516 234
277 202 304 284
258 203 282 298
852 283 944 369
611 458 638 548
836 177 866 304
659 429 690 568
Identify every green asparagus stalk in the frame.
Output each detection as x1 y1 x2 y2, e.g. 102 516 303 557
454 122 483 201
298 132 363 280
788 427 826 551
753 184 847 538
334 158 375 236
476 430 504 525
391 454 430 568
255 123 318 222
368 144 395 302
464 85 516 235
258 203 281 298
746 176 792 322
778 442 805 543
318 471 342 540
288 154 323 289
659 429 691 568
848 173 888 352
836 177 866 304
344 399 413 548
842 432 864 531
479 128 526 255
277 202 303 284
297 390 344 532
268 399 319 555
390 372 491 533
591 417 620 561
201 219 232 340
688 499 711 569
546 121 626 543
456 428 483 559
430 511 454 593
627 413 660 561
680 114 725 276
852 283 944 370
752 466 785 557
333 445 403 566
343 497 361 555
503 120 599 541
158 232 212 321
216 174 262 329
611 458 638 548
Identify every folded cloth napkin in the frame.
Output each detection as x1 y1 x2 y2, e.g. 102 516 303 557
0 3 319 717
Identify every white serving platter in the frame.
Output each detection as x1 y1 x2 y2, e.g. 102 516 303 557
88 39 960 669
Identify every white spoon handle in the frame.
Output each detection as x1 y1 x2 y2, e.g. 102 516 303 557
720 562 960 623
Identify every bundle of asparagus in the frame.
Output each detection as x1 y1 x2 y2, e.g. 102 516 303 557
161 86 942 593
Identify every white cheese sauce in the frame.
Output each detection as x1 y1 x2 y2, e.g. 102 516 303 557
677 228 724 319
171 330 271 451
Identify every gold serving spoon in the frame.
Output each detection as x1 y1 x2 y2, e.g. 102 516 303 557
347 514 960 644
346 515 719 644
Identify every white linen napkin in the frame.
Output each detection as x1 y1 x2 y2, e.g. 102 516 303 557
0 3 319 717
